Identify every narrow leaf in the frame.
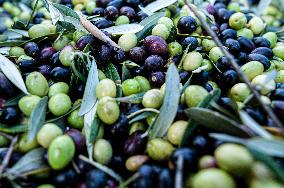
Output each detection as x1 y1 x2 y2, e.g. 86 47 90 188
122 63 131 82
28 97 48 141
209 133 246 144
116 92 144 104
129 111 156 124
0 54 28 94
78 58 99 116
149 64 180 139
89 114 100 144
102 24 144 35
256 0 272 16
52 3 79 19
143 0 177 14
104 63 122 98
0 124 27 134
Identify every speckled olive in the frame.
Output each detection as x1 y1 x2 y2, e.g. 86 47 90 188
134 76 151 92
97 96 120 125
36 123 63 148
118 33 137 52
142 89 163 109
93 139 113 165
48 135 75 170
152 24 170 40
182 51 203 71
67 109 84 130
167 120 187 145
240 61 264 80
129 47 146 63
96 78 117 99
18 95 41 116
28 24 50 39
17 133 39 153
185 85 209 107
26 72 49 97
209 47 224 62
229 83 250 102
48 82 69 98
48 93 72 116
229 12 247 30
150 71 165 88
215 143 253 176
177 16 197 34
144 55 164 72
143 35 168 56
122 79 142 96
168 41 182 57
147 138 175 161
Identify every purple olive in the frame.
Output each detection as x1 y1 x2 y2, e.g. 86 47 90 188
120 6 136 20
66 128 85 152
0 72 18 98
123 131 147 156
143 35 168 56
76 35 95 51
24 42 39 57
39 47 56 64
129 47 146 64
38 64 52 79
149 71 165 88
144 55 164 72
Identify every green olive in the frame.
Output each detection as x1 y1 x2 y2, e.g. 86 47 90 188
275 70 284 83
248 17 265 35
167 120 187 145
142 89 163 109
28 24 50 39
158 17 174 30
227 2 240 12
237 28 254 39
48 135 75 170
118 34 137 52
73 31 87 43
252 74 275 95
146 138 175 161
129 122 146 135
251 162 274 180
126 155 149 172
209 47 224 62
215 143 253 176
9 47 25 57
263 32 278 48
168 41 182 57
48 82 69 98
97 96 120 125
17 133 39 153
134 76 151 92
198 155 216 169
93 139 113 165
48 93 72 116
26 72 49 97
96 78 117 99
18 95 41 116
85 1 96 15
152 24 170 40
115 15 130 26
202 39 216 52
53 35 70 51
0 135 9 147
185 85 208 107
98 69 107 80
201 59 213 71
36 123 63 148
146 114 156 126
59 46 74 67
273 46 284 60
250 179 284 188
229 83 250 102
229 12 247 30
192 168 236 188
241 61 264 80
122 79 142 96
37 184 56 188
67 109 84 130
183 51 203 71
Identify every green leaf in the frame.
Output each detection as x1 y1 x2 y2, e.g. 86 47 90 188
115 92 145 104
0 40 26 47
52 3 79 19
102 24 144 35
46 102 81 123
129 111 156 124
26 0 40 27
89 114 100 144
122 63 131 82
0 124 28 134
187 108 250 137
12 21 27 30
136 12 166 41
7 148 49 177
143 0 177 14
78 58 99 116
209 133 246 144
21 33 59 45
104 63 122 98
28 97 48 141
0 54 29 94
149 64 180 139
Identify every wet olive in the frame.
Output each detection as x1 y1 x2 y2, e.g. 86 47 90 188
104 5 119 20
229 83 250 102
152 24 170 40
96 79 117 99
18 95 41 116
48 93 72 116
209 47 224 62
97 96 120 124
182 51 203 71
93 17 114 29
50 67 71 83
26 72 49 97
144 55 164 72
76 34 95 51
253 37 271 48
98 44 114 62
39 47 56 64
147 138 175 161
24 42 39 57
120 6 136 20
129 47 146 63
185 85 209 107
224 39 240 54
177 16 197 34
36 123 63 148
220 29 237 40
221 70 239 89
142 89 163 109
181 37 198 51
149 71 165 88
18 56 37 73
123 131 147 156
0 107 20 124
248 54 270 70
144 35 168 56
111 114 129 138
93 139 113 164
237 36 255 52
118 33 137 52
115 15 130 25
167 120 187 145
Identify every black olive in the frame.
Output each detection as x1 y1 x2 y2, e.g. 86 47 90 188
216 56 233 72
191 135 210 154
149 71 165 88
253 37 271 48
104 6 119 20
92 7 105 16
76 34 95 51
98 44 114 62
221 70 239 89
180 36 198 51
248 53 270 70
113 48 126 64
126 0 140 7
86 169 108 188
175 104 187 121
51 51 61 67
129 47 146 64
120 6 136 20
244 107 267 125
52 169 77 186
123 131 147 156
107 0 124 8
177 16 198 34
224 38 240 54
179 70 190 84
50 66 71 83
38 64 52 79
66 129 85 152
93 18 114 29
202 82 214 92
18 58 38 73
213 3 226 11
216 8 234 23
171 148 197 170
0 107 20 124
157 168 174 188
0 72 18 98
136 11 148 22
109 155 126 173
206 4 217 16
219 23 229 32
237 37 256 53
276 83 284 89
39 47 56 64
273 101 284 122
24 42 39 57
144 55 164 72
111 114 129 139
251 47 273 59
143 35 168 56
191 71 209 84
217 97 238 114
236 52 248 64
271 89 284 101
220 29 237 40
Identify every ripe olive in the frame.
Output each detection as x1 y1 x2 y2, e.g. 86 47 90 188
97 96 120 125
26 72 49 97
143 35 168 56
48 93 72 116
36 123 63 148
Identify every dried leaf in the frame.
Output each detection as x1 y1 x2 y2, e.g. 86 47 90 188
103 24 144 35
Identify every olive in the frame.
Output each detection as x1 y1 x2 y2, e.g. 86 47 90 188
98 44 114 62
93 18 114 29
142 89 163 109
67 109 84 130
201 39 216 52
53 36 70 51
123 131 147 156
248 54 270 70
37 184 55 188
9 47 26 58
263 32 277 48
38 65 52 79
229 12 247 30
111 114 129 138
17 55 37 73
149 71 165 88
144 55 164 72
0 107 20 124
216 8 233 23
244 107 267 125
113 48 126 64
17 133 39 153
66 128 85 152
221 70 239 89
198 155 217 169
118 33 137 52
93 139 113 164
209 47 224 62
50 67 71 83
253 37 271 48
237 36 255 52
185 85 209 107
273 101 284 122
52 169 77 186
126 155 149 172
134 76 151 92
120 6 136 20
36 123 63 148
50 52 61 67
26 72 49 97
220 29 237 40
152 24 170 40
86 169 108 188
275 70 284 83
229 83 250 102
0 135 9 147
252 74 275 95
0 73 18 98
48 82 69 98
76 34 95 51
143 35 168 56
167 120 187 145
217 97 238 114
236 28 253 39
92 7 104 16
147 138 175 161
48 93 72 116
224 39 240 54
96 79 117 99
24 42 39 57
248 16 265 35
236 52 248 63
104 6 119 20
241 61 263 81
171 148 197 169
28 24 50 39
59 46 74 67
39 47 56 64
158 17 174 30
97 96 120 124
180 37 198 51
122 79 142 96
48 135 75 170
182 51 203 71
177 16 197 34
18 95 41 116
129 47 146 64
273 46 284 60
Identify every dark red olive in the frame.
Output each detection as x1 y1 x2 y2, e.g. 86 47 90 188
50 66 71 83
143 35 168 56
129 47 146 64
120 6 136 20
66 128 85 152
123 131 147 156
149 71 165 88
39 47 56 63
24 42 39 57
18 58 38 73
86 169 108 188
251 47 273 59
237 37 255 53
92 7 105 16
0 107 20 124
248 53 270 70
253 37 271 48
177 16 197 34
180 37 198 51
38 64 52 79
224 39 240 54
220 29 237 40
93 18 114 29
76 35 95 51
144 55 164 72
0 72 18 98
104 6 119 20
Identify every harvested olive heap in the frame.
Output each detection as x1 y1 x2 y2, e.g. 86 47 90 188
1 0 284 187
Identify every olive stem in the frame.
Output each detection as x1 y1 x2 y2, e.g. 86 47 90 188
0 132 13 140
119 172 140 188
183 0 284 129
0 136 18 178
175 155 184 188
79 14 121 49
127 108 160 119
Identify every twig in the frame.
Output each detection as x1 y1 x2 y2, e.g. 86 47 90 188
0 136 18 178
0 132 13 140
79 15 121 49
183 1 284 129
175 156 184 188
119 172 140 188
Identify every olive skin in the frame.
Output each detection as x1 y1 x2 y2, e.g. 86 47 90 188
97 96 120 125
66 128 85 152
198 155 217 169
48 135 75 170
149 71 165 88
237 37 256 52
118 33 137 52
251 47 273 59
104 6 119 20
253 37 270 48
167 120 187 145
152 24 170 40
0 72 18 98
93 139 113 165
209 47 224 62
220 29 237 40
248 54 270 70
26 72 49 97
93 18 114 29
248 17 265 35
147 138 175 161
0 107 20 124
86 169 108 188
134 76 151 92
144 55 164 72
17 133 39 153
48 93 72 116
122 79 142 96
28 24 50 39
24 42 39 57
76 35 95 51
50 67 71 83
177 16 197 34
240 61 264 80
252 74 276 95
224 39 240 54
67 109 84 130
181 37 198 51
263 32 277 48
18 95 41 116
185 85 209 107
96 79 117 99
125 155 149 172
123 131 147 156
36 123 63 148
229 12 247 30
48 82 69 98
221 70 239 89
273 46 284 60
183 51 203 71
142 89 163 109
229 83 250 102
143 35 168 56
129 47 146 63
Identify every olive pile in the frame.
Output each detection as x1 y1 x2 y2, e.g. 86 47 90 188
0 0 284 188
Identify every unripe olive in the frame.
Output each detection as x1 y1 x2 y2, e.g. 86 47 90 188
229 12 247 30
125 155 149 172
85 1 96 15
192 168 236 188
275 70 284 83
263 32 278 48
250 162 274 180
183 51 203 71
59 46 74 67
67 109 84 130
241 61 264 80
37 184 55 188
118 34 137 52
9 46 26 58
73 31 87 43
134 76 151 92
198 155 217 169
202 39 216 52
167 120 187 145
17 133 39 153
53 36 70 51
48 135 75 170
147 138 175 161
129 122 146 135
122 79 142 96
227 2 240 12
252 74 275 95
26 72 49 97
0 135 9 147
48 82 69 98
36 123 63 148
28 24 50 39
115 15 130 26
158 17 174 30
185 85 208 107
48 93 72 116
209 47 224 62
97 96 120 125
248 17 265 35
237 28 254 39
273 46 284 60
93 139 113 165
168 41 182 57
96 79 117 99
215 143 253 176
142 89 163 109
18 95 41 116
249 179 284 188
201 59 213 71
98 69 107 80
152 24 170 40
229 83 250 102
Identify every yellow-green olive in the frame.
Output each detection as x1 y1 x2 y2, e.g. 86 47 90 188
185 85 208 107
152 24 170 40
53 35 70 51
93 139 113 165
209 47 225 62
263 32 278 48
229 83 250 102
48 93 72 116
250 162 274 180
97 96 120 125
48 82 69 98
96 78 117 99
28 24 50 39
229 12 247 30
122 79 142 96
273 46 284 60
237 28 254 39
183 51 203 71
67 110 84 130
18 95 41 116
275 70 284 83
251 74 275 95
17 133 39 153
125 155 149 172
250 179 284 188
158 17 174 30
147 138 175 161
142 89 163 109
134 76 151 92
26 72 49 97
129 122 146 135
118 34 137 52
241 61 264 80
248 17 265 35
9 46 25 57
59 46 74 67
167 120 187 145
36 123 63 148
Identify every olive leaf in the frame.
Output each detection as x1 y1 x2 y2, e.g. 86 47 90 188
256 0 272 16
136 12 166 41
52 3 79 19
78 58 99 116
28 97 48 141
0 40 25 47
116 92 145 104
104 63 122 98
4 29 28 39
0 54 29 94
102 24 144 35
0 124 28 134
129 111 156 124
143 0 177 15
21 33 59 46
89 114 101 144
122 63 131 82
6 148 49 177
149 63 180 139
209 133 246 144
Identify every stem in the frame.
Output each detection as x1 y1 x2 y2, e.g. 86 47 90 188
119 172 140 188
175 156 184 188
183 1 283 129
0 132 13 140
127 108 160 119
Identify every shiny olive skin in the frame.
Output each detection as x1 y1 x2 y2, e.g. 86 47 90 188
122 79 142 96
48 93 72 116
18 95 41 116
26 72 49 97
48 82 69 98
67 109 84 130
97 96 120 125
185 85 209 107
147 138 175 161
96 78 117 99
36 123 63 148
142 89 163 109
93 139 113 165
